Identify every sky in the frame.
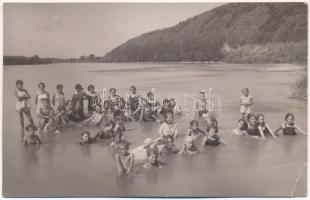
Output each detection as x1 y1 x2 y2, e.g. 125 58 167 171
4 3 224 58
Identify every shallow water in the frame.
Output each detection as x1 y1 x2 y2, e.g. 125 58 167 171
3 63 307 197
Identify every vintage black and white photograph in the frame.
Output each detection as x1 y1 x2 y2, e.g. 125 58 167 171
2 1 308 197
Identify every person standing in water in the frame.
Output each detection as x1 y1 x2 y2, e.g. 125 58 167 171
51 84 66 111
72 84 88 121
35 82 50 114
240 88 253 120
14 80 36 137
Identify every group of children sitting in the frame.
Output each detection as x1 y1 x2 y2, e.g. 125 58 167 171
15 80 306 175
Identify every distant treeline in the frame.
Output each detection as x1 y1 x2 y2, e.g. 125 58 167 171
3 54 104 65
223 41 307 64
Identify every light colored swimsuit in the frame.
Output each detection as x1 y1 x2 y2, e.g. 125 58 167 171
240 95 253 114
15 89 31 112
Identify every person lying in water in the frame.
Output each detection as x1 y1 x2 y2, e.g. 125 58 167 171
274 113 306 136
96 120 115 139
179 136 199 155
143 144 163 169
114 141 134 176
23 124 42 145
79 131 101 145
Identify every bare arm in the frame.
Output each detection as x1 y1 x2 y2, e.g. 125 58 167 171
265 123 276 138
114 154 126 175
257 126 266 140
126 154 134 174
35 93 38 105
274 125 283 135
178 144 186 155
295 124 307 135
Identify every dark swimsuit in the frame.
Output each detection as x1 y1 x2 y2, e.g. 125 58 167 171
283 123 297 135
247 123 259 136
205 134 220 146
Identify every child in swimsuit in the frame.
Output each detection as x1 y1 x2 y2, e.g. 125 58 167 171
66 100 81 122
274 113 306 136
187 120 207 141
115 141 134 175
14 80 36 136
37 99 54 132
23 124 42 145
143 143 163 169
87 84 99 114
145 91 161 122
202 126 227 146
110 116 126 147
96 120 115 139
246 113 260 138
35 82 50 114
108 88 125 119
128 85 140 113
72 84 88 121
158 99 174 123
51 84 66 111
232 119 248 136
240 88 254 120
202 112 218 134
169 98 182 115
179 136 199 155
54 105 70 126
159 135 179 154
195 90 208 119
256 113 277 139
158 112 178 139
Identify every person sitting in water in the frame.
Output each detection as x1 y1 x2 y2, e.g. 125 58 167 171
127 85 141 120
72 84 88 121
256 113 277 139
96 120 115 139
179 136 199 155
66 100 81 122
54 105 71 127
232 119 248 136
86 84 99 114
202 126 227 146
246 113 260 139
202 112 218 134
158 112 178 140
187 120 207 141
274 113 306 136
159 135 179 154
110 117 126 147
79 104 105 127
132 96 149 122
158 99 174 123
169 98 182 115
115 141 134 175
195 90 208 119
23 124 42 145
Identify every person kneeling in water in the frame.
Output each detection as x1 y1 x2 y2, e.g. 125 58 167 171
115 141 134 175
179 136 199 155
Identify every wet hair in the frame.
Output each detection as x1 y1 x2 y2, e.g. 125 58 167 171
130 86 136 91
56 84 63 90
16 80 23 85
25 124 36 132
247 113 256 122
163 99 170 104
147 92 153 97
109 88 116 93
75 84 83 90
38 82 45 88
190 120 199 126
81 131 90 137
256 113 265 121
285 113 295 121
242 88 250 93
238 119 248 130
87 84 95 91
